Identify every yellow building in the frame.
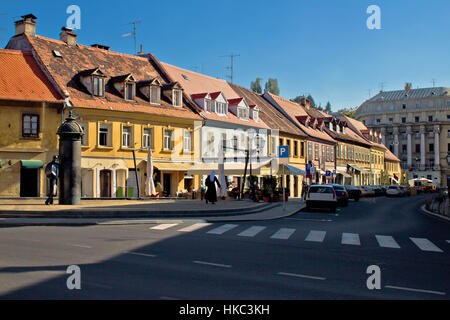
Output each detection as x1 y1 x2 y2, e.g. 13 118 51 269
384 149 402 185
0 49 64 197
230 84 308 198
6 17 203 198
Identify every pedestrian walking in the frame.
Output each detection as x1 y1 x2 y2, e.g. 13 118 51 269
301 181 308 200
204 170 221 204
45 156 59 205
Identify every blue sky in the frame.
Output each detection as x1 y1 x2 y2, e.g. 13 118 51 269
1 0 449 110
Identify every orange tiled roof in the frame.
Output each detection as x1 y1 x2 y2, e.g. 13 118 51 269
0 49 62 102
15 34 201 120
264 92 336 143
160 62 269 129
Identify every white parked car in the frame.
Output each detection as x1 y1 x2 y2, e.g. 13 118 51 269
361 186 375 197
386 185 403 197
306 185 337 213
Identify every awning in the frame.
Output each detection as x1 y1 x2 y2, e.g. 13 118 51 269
348 165 363 172
154 162 194 172
187 160 271 176
336 171 352 178
21 160 43 169
0 160 2 168
258 162 306 176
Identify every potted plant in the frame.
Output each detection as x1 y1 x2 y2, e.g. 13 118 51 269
262 186 270 202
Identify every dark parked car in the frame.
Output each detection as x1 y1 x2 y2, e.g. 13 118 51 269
372 185 386 196
328 184 349 206
345 185 362 202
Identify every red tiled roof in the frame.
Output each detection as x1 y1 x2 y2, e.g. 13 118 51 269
0 49 62 102
191 93 209 100
227 98 243 106
264 92 336 143
12 34 201 120
160 62 269 129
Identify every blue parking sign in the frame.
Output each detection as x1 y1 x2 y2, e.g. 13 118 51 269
278 145 289 158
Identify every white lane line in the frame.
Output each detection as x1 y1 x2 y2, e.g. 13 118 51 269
126 252 157 258
385 285 446 296
193 260 232 268
375 235 401 249
151 223 179 230
207 224 238 235
237 226 266 237
410 238 443 252
271 228 296 240
278 272 326 281
341 233 361 246
305 230 326 242
69 244 92 249
178 223 212 232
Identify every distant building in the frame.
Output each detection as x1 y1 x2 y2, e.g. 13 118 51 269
355 84 450 186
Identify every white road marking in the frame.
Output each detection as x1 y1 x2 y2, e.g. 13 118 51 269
193 260 231 268
178 223 212 232
69 244 92 249
375 235 401 249
385 285 446 296
341 233 361 246
237 226 266 237
207 224 238 235
278 272 326 281
126 252 157 258
410 238 443 252
305 230 326 242
151 223 179 230
271 228 296 240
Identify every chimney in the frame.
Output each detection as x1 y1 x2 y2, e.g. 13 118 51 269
14 14 37 36
300 97 310 110
60 27 77 45
404 82 412 91
91 44 110 51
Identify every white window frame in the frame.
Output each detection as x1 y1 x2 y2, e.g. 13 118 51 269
150 86 160 104
122 125 132 148
183 130 192 152
143 127 153 149
173 89 182 107
98 124 111 147
163 129 173 151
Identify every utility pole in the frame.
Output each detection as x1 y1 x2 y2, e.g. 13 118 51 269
122 20 141 54
220 53 240 83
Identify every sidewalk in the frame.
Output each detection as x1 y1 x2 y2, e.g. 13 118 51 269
0 198 305 225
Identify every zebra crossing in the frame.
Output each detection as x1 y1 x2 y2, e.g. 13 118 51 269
149 223 450 253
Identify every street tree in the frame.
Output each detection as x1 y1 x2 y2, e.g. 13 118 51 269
250 78 262 94
264 78 280 95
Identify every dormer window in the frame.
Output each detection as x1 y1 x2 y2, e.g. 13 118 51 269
125 83 134 100
205 99 214 113
93 77 104 96
253 109 259 122
79 67 106 97
150 86 161 104
173 89 182 107
112 73 136 101
216 102 227 115
237 107 249 120
138 78 162 104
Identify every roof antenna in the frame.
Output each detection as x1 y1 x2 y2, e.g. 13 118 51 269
220 53 240 83
432 78 436 87
122 20 141 54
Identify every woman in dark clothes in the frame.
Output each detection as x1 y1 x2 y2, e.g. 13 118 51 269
205 170 221 204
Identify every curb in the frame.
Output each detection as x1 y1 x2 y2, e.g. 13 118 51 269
205 203 306 223
0 204 282 226
420 204 450 222
0 202 277 219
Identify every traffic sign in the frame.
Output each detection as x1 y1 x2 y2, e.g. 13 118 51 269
278 145 289 158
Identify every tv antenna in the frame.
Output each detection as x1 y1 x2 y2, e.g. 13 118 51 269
220 53 240 83
122 20 141 54
432 78 436 87
379 82 386 92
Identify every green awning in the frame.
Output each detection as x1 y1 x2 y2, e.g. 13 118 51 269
0 160 2 168
21 160 43 169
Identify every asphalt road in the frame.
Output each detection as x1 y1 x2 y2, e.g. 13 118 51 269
0 194 449 300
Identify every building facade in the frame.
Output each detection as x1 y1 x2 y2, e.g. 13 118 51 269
355 85 450 187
